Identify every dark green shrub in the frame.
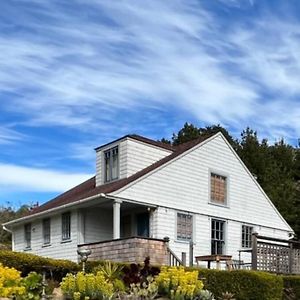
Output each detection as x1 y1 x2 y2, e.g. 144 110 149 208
0 250 79 281
282 275 300 300
186 268 283 300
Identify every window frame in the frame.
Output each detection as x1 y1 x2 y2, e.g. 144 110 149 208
241 225 253 249
104 146 119 183
61 212 71 242
209 171 229 206
211 218 226 255
24 223 31 249
42 218 51 246
176 212 193 242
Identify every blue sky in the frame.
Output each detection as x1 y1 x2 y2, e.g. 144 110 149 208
1 0 300 208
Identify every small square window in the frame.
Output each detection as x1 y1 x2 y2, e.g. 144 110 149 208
177 213 193 241
211 173 227 204
242 225 253 248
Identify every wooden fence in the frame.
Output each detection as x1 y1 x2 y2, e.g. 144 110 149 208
251 233 300 274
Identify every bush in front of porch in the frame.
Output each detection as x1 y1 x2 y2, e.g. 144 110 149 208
187 268 283 300
282 275 300 300
0 250 80 281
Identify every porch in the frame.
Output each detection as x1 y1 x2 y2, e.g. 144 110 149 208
78 197 155 244
78 236 172 265
76 197 183 265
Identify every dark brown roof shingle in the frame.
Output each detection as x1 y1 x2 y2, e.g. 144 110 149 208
95 134 174 152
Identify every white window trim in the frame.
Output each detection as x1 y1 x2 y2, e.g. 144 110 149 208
42 218 51 246
61 212 71 242
103 145 120 183
208 169 230 208
209 217 227 255
241 224 254 249
24 223 31 250
175 211 194 243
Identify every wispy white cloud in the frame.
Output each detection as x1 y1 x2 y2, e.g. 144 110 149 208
0 163 92 192
0 0 300 140
0 127 25 144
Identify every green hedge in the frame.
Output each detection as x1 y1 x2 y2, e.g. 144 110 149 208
186 268 283 300
1 251 299 300
282 275 300 300
0 250 80 281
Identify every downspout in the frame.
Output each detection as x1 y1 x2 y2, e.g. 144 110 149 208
2 224 12 233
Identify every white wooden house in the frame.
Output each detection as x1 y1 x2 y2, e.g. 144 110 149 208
3 133 294 266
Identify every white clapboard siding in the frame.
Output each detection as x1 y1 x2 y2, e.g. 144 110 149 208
125 139 171 177
114 134 292 261
13 210 79 262
115 134 290 231
83 208 113 243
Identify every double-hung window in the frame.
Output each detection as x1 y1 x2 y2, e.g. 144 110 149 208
104 146 119 182
177 213 193 241
210 173 227 205
43 218 51 245
62 212 71 241
24 223 31 249
242 225 253 248
211 219 225 255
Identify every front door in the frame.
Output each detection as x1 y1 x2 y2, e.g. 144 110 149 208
136 212 149 237
121 214 132 238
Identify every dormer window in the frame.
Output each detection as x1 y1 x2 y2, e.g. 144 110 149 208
104 146 119 182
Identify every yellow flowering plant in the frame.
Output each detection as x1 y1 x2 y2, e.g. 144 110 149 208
60 271 115 300
155 267 204 300
0 263 26 298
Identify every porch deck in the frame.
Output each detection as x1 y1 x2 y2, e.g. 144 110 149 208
78 236 170 265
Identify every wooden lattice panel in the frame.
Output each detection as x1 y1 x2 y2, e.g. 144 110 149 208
292 248 300 274
257 243 289 274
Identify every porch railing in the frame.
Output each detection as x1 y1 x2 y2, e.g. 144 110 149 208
78 236 170 266
251 233 300 274
167 247 183 266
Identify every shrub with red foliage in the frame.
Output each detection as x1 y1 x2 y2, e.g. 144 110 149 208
122 257 160 286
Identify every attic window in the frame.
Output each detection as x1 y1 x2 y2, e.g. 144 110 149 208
210 173 227 205
104 146 119 182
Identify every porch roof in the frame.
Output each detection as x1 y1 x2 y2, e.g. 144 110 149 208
5 134 212 225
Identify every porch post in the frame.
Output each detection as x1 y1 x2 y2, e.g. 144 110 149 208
251 232 258 270
113 200 122 239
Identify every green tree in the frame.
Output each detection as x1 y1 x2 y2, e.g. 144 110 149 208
171 122 201 145
0 204 30 248
170 122 237 149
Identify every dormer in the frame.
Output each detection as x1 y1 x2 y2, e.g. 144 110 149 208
95 135 173 186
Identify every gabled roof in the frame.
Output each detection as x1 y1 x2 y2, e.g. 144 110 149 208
95 134 174 152
6 134 212 224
